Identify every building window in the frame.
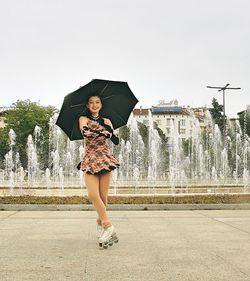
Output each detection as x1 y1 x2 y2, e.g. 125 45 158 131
180 128 186 134
167 118 175 125
180 119 185 126
166 128 171 134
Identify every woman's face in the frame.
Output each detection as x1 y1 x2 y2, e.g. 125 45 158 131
86 96 102 115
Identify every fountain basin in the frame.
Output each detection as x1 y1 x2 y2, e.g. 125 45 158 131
0 193 250 205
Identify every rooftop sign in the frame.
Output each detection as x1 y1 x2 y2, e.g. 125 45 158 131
152 106 182 113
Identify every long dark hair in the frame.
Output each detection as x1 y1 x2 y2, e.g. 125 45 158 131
82 94 112 130
84 93 103 118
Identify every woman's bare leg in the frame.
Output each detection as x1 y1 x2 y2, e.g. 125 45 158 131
99 171 112 206
97 172 112 225
84 173 112 228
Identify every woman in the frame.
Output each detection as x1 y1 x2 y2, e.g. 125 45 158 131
77 94 120 249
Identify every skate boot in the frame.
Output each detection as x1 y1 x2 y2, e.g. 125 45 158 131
98 225 119 249
97 223 103 239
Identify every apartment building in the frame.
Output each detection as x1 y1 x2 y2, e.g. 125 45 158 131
133 100 207 141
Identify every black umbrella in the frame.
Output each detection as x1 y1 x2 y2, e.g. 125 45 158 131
56 79 139 140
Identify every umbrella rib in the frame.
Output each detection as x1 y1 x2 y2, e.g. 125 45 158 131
100 83 109 95
70 103 86 108
102 94 119 101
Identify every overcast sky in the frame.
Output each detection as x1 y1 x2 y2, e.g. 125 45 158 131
1 0 249 117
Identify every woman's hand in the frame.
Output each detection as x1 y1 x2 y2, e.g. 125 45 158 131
103 118 119 145
103 118 113 129
79 116 88 129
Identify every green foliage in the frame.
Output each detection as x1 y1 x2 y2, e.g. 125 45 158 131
209 98 224 133
154 122 169 171
154 122 168 144
118 125 130 142
0 100 57 170
0 127 9 169
137 121 148 147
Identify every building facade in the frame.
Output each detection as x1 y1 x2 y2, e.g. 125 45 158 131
133 100 207 141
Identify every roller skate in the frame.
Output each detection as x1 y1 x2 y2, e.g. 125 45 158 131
98 225 119 249
97 223 103 239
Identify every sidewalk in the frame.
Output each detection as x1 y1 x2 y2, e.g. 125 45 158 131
0 210 249 281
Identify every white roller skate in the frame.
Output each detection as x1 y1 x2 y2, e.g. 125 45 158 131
97 223 103 239
98 225 119 249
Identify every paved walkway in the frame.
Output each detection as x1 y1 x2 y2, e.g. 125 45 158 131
0 210 249 281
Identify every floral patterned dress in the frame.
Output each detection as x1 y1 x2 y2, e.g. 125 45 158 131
77 116 120 175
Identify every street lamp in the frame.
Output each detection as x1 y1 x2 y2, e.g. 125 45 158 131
206 84 241 143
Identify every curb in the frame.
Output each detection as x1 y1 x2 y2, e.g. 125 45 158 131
1 203 250 211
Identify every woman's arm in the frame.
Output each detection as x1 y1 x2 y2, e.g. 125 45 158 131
103 118 114 129
79 116 88 129
103 118 119 145
79 116 100 139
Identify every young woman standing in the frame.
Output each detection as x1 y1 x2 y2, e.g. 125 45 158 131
77 94 120 249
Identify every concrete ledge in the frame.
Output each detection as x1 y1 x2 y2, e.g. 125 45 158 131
1 203 250 211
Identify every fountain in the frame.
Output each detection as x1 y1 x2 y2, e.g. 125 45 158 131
0 107 249 196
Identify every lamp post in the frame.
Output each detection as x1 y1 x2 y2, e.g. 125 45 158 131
206 84 241 143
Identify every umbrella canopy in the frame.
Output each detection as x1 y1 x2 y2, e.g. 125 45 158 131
56 79 139 140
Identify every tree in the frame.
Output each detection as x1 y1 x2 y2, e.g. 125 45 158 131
137 121 149 147
0 127 9 169
209 98 224 133
154 121 169 171
118 125 130 143
0 100 57 170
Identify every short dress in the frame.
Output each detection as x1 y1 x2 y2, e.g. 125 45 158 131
77 116 120 175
